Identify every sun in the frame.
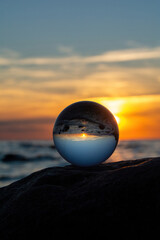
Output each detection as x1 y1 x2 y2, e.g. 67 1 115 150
95 98 123 126
114 115 120 124
81 133 86 138
98 98 124 115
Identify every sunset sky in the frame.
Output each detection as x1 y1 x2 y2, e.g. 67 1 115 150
0 0 160 140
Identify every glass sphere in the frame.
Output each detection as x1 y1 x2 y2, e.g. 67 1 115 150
53 101 119 166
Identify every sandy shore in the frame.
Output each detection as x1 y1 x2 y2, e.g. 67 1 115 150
0 157 160 239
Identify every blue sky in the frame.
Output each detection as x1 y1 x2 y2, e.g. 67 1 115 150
1 0 160 57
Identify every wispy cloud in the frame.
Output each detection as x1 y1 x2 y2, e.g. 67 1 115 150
0 46 160 130
84 47 160 63
1 67 56 79
1 65 160 105
1 46 160 66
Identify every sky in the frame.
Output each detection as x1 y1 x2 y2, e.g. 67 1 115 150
0 0 160 140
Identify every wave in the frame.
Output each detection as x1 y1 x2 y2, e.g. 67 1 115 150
0 140 160 188
0 175 12 181
20 142 55 149
0 175 25 181
1 153 57 163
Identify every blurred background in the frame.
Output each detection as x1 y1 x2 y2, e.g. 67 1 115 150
0 0 160 186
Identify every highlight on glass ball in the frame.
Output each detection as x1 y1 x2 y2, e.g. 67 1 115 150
53 101 119 167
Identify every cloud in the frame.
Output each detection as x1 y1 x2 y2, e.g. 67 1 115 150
84 47 160 63
1 46 160 66
0 56 81 66
1 46 159 140
0 117 55 140
0 46 160 122
0 49 20 58
0 67 56 79
0 117 54 125
1 65 160 99
57 45 75 54
0 58 11 65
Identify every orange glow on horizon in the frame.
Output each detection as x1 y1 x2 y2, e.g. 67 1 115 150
0 89 160 140
88 95 160 140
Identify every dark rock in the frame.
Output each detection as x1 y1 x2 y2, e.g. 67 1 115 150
0 157 160 239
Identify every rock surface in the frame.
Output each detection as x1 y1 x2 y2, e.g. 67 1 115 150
0 157 160 239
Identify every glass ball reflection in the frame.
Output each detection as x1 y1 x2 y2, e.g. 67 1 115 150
53 101 119 166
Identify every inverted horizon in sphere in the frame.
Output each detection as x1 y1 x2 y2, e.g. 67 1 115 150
53 101 119 166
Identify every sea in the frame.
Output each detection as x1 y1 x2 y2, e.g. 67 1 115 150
0 139 160 187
